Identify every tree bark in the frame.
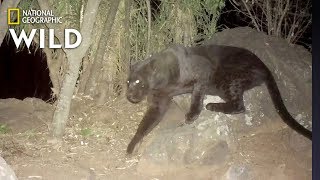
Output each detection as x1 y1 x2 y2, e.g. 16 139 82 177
120 0 132 79
123 0 131 65
84 0 120 96
145 0 151 55
52 0 101 138
0 0 21 46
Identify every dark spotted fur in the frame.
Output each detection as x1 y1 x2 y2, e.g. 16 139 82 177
126 44 312 154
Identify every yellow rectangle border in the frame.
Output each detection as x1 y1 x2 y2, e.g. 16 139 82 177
7 8 20 25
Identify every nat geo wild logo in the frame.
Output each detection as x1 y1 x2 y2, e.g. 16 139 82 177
7 8 82 49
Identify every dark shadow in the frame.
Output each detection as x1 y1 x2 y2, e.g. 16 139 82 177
216 0 311 51
0 32 53 102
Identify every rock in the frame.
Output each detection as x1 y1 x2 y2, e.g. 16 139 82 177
0 156 17 180
136 27 311 179
0 98 53 133
137 104 231 176
205 27 312 129
225 164 250 180
289 131 312 152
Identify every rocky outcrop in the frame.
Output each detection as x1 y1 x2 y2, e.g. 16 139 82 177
135 27 312 179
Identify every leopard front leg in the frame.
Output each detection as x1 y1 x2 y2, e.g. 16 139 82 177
127 95 171 154
185 84 205 124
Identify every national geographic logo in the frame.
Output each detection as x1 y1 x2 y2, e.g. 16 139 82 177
7 8 20 25
7 8 81 49
7 8 63 25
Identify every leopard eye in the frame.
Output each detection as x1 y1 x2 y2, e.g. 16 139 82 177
127 80 129 84
135 80 140 84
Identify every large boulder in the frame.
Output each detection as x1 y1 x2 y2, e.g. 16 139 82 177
203 26 312 127
135 27 312 179
0 156 17 180
0 98 53 133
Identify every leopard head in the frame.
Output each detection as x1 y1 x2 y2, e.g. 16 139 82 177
126 70 149 104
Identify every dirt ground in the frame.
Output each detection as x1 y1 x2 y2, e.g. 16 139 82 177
0 97 150 180
0 95 312 180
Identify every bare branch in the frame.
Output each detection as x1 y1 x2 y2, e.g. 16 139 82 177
240 0 260 31
229 0 311 45
276 0 290 35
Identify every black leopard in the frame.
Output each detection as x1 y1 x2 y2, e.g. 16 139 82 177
125 44 312 154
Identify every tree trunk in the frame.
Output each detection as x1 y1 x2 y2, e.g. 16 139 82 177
0 0 21 46
43 46 66 98
52 0 101 138
96 0 132 104
122 0 131 66
77 52 91 94
77 4 110 95
84 0 120 96
145 0 151 56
